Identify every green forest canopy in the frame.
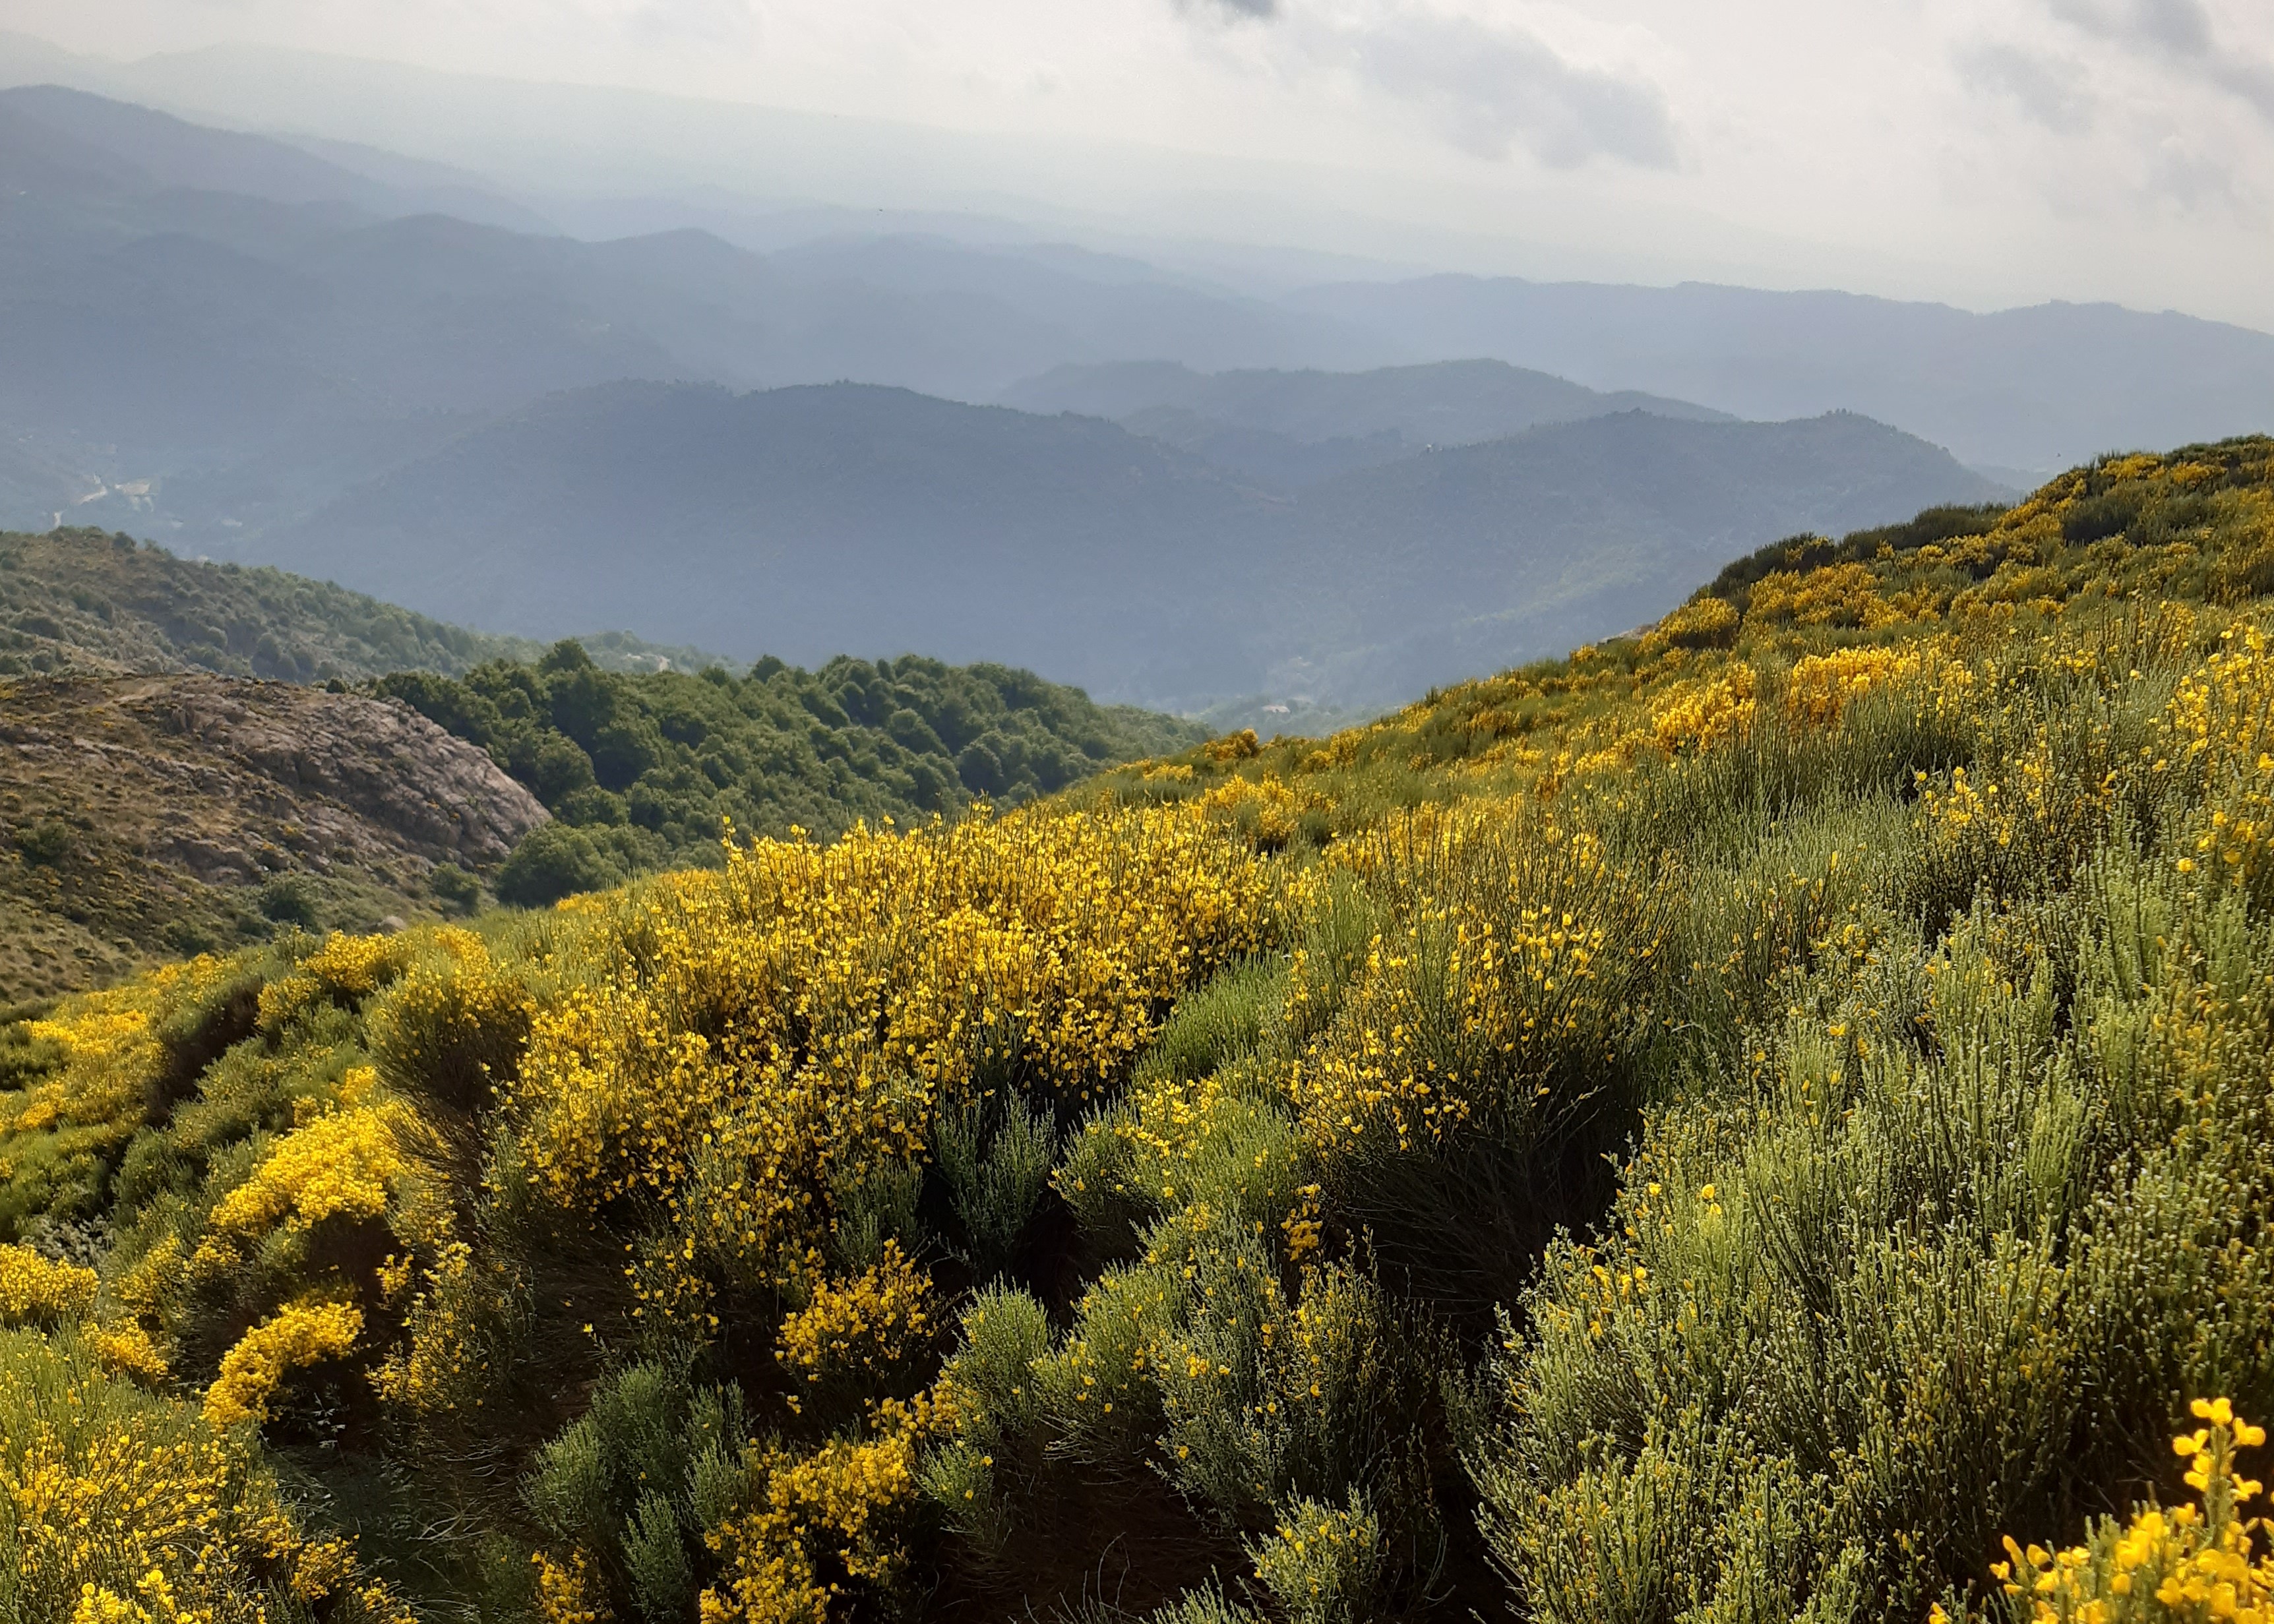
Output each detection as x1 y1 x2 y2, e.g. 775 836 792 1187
373 642 1208 901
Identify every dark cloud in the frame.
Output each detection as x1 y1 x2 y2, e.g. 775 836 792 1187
2048 0 2274 121
1337 11 1676 167
1956 42 2097 133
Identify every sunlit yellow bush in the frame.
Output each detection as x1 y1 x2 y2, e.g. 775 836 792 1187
700 1404 945 1624
14 956 232 1139
1651 667 1758 753
204 1097 412 1242
0 1243 96 1327
202 1299 363 1428
1 1327 408 1624
255 930 410 1029
776 1241 935 1405
499 808 1271 1332
1643 595 1740 653
1747 562 1903 628
1786 642 1927 725
1951 1400 2274 1624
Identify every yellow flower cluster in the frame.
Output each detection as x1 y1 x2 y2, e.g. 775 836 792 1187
2165 624 2274 897
204 1099 412 1241
1785 643 1927 725
1198 772 1307 848
1642 595 1741 653
532 1549 609 1624
86 1323 170 1383
1204 729 1263 763
776 1242 935 1400
202 1300 363 1428
0 1241 98 1325
1288 822 1654 1156
1651 667 1758 753
3 1329 410 1624
256 930 410 1029
700 1412 940 1624
1963 1400 2274 1623
363 925 535 1106
15 956 230 1139
1746 563 1903 628
497 808 1269 1333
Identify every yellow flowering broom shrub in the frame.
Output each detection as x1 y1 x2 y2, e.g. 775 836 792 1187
0 1243 98 1327
202 1299 364 1428
9 442 2274 1624
0 1325 409 1624
1954 1400 2274 1624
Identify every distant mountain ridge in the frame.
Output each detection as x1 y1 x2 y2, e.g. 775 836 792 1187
1287 277 2274 474
1 79 2267 563
274 381 2004 708
1001 358 1735 489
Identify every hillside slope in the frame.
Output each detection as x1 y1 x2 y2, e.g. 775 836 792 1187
275 382 2002 707
4 442 2273 1624
0 527 727 679
0 674 545 1002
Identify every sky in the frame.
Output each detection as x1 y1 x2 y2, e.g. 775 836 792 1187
11 0 2274 326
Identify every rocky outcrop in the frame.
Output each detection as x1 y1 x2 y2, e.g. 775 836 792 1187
135 680 547 864
0 674 548 1002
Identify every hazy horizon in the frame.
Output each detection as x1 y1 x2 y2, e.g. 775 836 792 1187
5 2 2273 331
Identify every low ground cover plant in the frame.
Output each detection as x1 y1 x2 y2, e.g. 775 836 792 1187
5 440 2274 1622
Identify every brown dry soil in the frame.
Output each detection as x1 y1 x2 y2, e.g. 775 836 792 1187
0 674 547 1005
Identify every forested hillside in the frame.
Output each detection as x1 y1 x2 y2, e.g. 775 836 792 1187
6 440 2273 1624
0 541 1201 988
0 527 723 680
374 642 1207 901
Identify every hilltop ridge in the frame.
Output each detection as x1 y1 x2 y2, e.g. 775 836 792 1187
0 527 728 680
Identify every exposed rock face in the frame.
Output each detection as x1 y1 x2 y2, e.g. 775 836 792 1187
134 680 547 864
0 675 547 1002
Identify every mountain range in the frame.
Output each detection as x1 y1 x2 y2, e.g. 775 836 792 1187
276 382 2003 707
0 73 2266 708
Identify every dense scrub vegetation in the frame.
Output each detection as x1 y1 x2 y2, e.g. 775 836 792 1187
0 527 722 681
374 643 1206 897
5 439 2274 1624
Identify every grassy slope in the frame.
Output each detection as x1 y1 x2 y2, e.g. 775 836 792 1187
0 527 729 680
4 439 2274 1624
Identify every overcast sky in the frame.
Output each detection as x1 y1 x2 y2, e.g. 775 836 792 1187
14 0 2274 326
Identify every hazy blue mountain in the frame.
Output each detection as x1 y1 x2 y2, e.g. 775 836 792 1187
1004 358 1727 440
1245 407 2006 701
0 93 1372 546
1285 277 2274 473
1001 359 1734 489
0 84 547 228
266 382 2001 709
